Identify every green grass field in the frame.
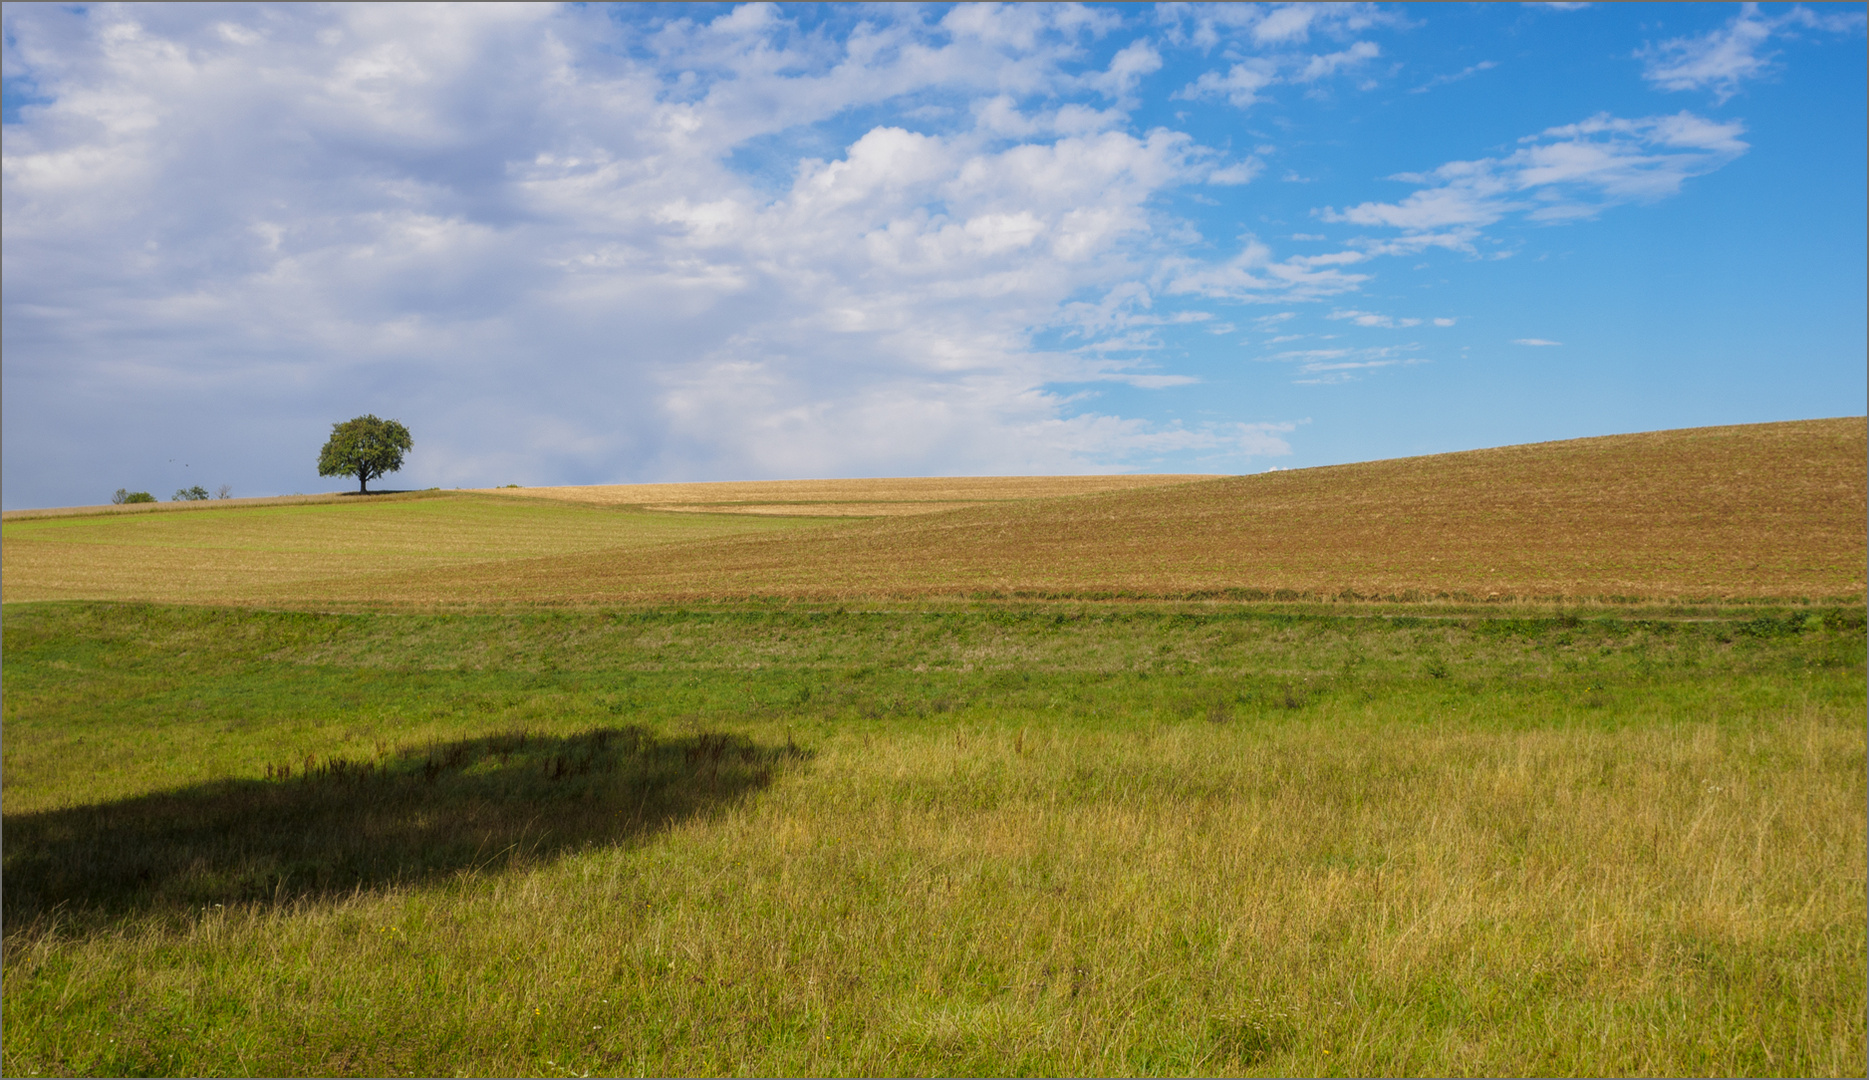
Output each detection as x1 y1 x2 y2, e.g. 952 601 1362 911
4 602 1863 1076
4 421 1864 1076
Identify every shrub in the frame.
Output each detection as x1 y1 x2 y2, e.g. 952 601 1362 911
112 489 157 505
172 486 210 502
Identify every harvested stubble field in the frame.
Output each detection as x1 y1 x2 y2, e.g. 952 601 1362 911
2 418 1865 1077
471 473 1216 517
3 418 1861 608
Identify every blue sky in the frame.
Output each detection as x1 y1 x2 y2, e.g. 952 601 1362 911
3 2 1863 508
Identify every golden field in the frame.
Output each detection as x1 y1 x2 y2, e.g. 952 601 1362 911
5 417 1861 608
474 473 1215 517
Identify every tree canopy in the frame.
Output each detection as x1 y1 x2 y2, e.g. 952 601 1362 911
317 415 412 494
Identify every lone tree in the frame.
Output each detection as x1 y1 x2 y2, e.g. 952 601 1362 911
318 414 412 494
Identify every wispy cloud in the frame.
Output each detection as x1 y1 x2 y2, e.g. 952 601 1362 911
1318 111 1748 246
1513 338 1563 346
1328 308 1420 329
1639 3 1866 103
1163 239 1369 301
1410 59 1498 94
1261 343 1423 383
1157 3 1394 51
1163 2 1392 108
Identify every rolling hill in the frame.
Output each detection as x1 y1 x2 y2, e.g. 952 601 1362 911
3 417 1862 607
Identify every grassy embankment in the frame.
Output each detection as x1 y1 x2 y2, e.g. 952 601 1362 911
2 418 1864 1076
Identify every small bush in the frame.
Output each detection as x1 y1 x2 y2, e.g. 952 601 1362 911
112 489 157 505
172 485 210 502
1737 613 1809 638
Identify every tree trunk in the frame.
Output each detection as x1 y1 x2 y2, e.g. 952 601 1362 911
359 471 368 494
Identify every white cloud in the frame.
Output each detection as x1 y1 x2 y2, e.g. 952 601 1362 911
2 3 1336 505
1319 111 1747 243
1410 59 1497 94
1261 342 1422 383
1084 38 1164 100
1639 4 1774 102
1294 41 1381 83
1174 38 1382 108
1177 58 1279 108
1432 317 1456 327
1163 239 1369 301
1157 3 1391 51
1162 1 1393 109
1328 308 1421 329
1639 3 1865 103
1206 158 1264 185
1513 338 1562 346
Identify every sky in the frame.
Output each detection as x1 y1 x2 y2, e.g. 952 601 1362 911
2 2 1864 509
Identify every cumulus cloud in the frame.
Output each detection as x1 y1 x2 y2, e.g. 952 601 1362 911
0 4 1792 507
1176 58 1280 108
1639 3 1866 103
3 3 1336 507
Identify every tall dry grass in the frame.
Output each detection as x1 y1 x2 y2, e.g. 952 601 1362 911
3 603 1862 1075
6 712 1859 1076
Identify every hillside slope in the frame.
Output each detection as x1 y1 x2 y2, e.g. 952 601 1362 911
4 418 1861 606
356 417 1867 605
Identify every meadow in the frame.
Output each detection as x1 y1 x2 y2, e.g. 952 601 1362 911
3 418 1865 1076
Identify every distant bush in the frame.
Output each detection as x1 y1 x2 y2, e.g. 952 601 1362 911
112 489 157 504
172 485 210 502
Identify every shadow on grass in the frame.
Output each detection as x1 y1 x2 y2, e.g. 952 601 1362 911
3 727 805 930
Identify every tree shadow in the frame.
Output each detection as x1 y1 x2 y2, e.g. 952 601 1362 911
3 727 806 932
